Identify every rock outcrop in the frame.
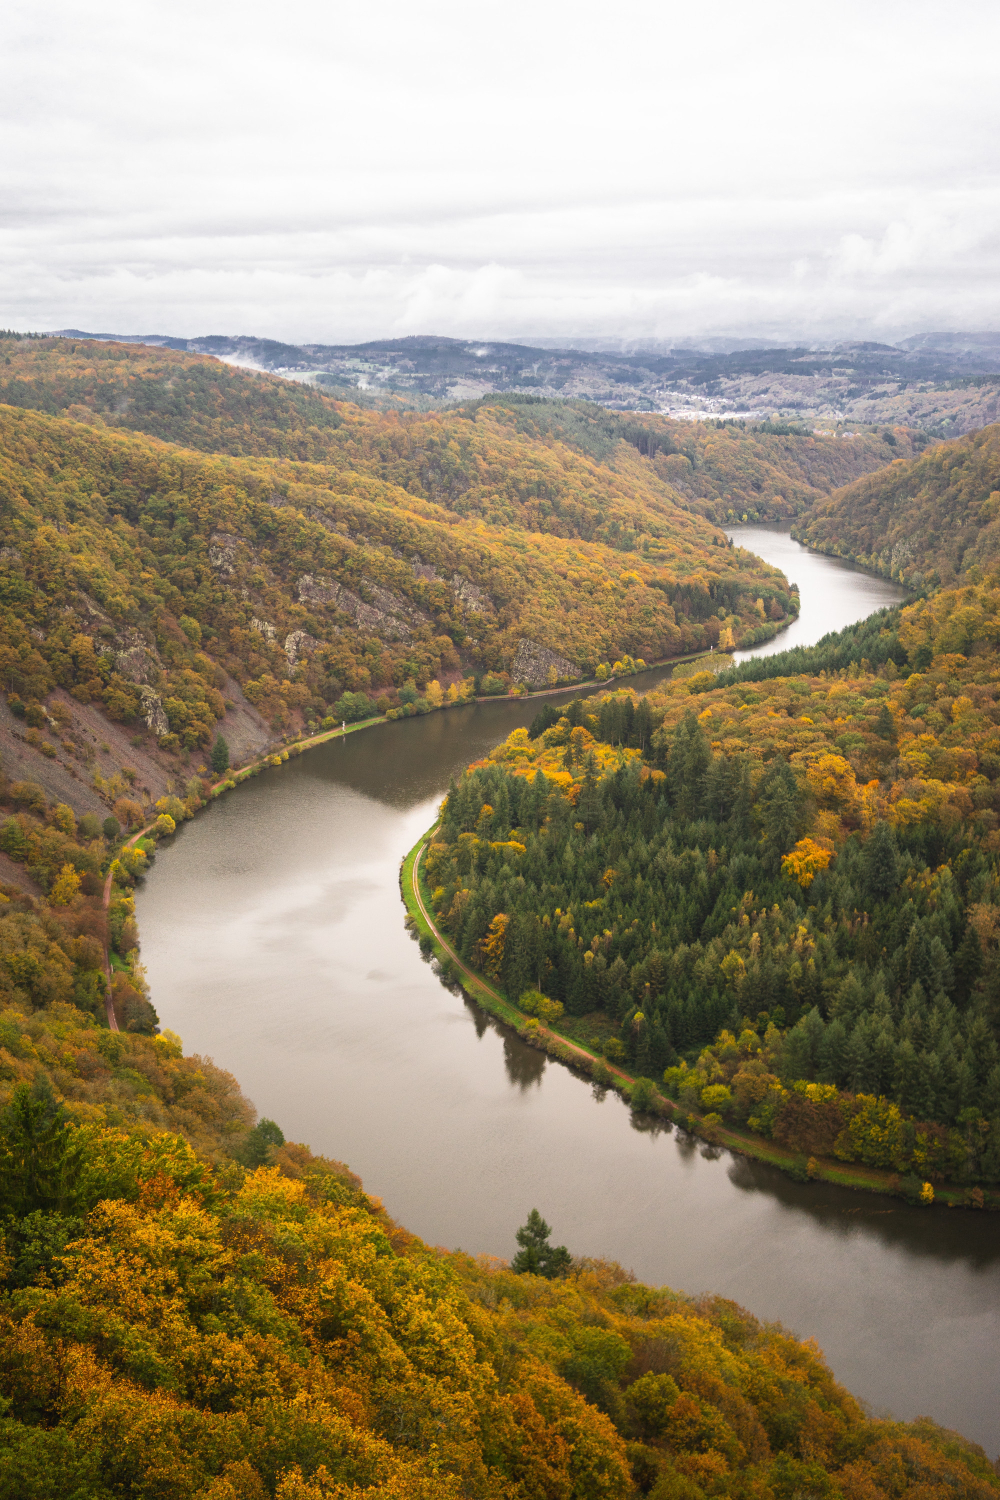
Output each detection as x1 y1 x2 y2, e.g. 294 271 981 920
138 687 170 737
208 532 251 578
114 627 162 686
451 573 492 614
296 574 425 643
284 630 319 671
511 639 581 687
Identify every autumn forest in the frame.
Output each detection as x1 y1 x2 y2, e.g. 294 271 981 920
0 333 998 1499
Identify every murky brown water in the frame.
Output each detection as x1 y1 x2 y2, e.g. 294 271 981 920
137 531 999 1456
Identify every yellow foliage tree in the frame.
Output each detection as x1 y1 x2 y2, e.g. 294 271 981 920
781 837 834 888
806 753 858 811
479 913 508 978
49 861 82 906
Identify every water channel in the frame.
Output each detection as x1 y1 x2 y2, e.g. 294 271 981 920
137 528 1000 1457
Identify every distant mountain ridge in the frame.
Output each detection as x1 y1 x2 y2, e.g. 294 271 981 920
47 327 1000 435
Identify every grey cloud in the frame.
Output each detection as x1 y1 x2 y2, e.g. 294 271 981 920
2 0 999 343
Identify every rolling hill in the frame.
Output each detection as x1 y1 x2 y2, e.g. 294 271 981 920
797 424 1000 589
2 334 922 527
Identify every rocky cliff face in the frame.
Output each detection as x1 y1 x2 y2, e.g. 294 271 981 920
283 630 319 671
511 639 582 687
296 574 424 643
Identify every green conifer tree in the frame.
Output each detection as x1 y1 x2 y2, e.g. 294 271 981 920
211 734 230 775
511 1209 572 1278
0 1078 86 1217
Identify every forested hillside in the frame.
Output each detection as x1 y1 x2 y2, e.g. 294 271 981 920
428 575 1000 1192
1 335 914 528
4 1113 997 1500
0 771 994 1497
797 423 1000 589
0 385 801 818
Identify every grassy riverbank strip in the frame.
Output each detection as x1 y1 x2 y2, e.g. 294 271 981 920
400 824 979 1210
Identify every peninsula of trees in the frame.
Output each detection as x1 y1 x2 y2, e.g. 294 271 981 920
425 424 1000 1197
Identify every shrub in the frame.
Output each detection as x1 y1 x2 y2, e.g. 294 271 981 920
520 989 565 1024
480 674 507 696
629 1078 658 1113
113 797 143 829
49 803 76 836
10 781 46 813
334 691 378 723
154 795 188 823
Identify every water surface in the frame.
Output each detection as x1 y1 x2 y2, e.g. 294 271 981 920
138 531 998 1456
726 524 907 663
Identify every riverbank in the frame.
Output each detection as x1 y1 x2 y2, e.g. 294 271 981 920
400 826 992 1212
200 644 724 792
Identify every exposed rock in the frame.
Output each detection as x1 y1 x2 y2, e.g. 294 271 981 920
208 532 250 578
511 639 582 687
0 547 22 563
365 580 426 626
250 617 278 643
451 573 493 614
72 591 113 624
139 687 170 737
297 574 342 608
284 630 319 671
411 553 438 582
114 627 162 686
296 574 418 643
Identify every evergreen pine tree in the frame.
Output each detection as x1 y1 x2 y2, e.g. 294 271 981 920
211 734 230 774
756 760 805 868
862 821 900 904
875 702 897 743
0 1078 86 1217
667 712 711 819
511 1210 572 1278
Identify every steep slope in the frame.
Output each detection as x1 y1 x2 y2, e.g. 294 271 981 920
3 1120 996 1500
797 424 1000 589
0 404 794 816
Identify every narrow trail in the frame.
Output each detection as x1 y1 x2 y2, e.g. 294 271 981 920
409 838 633 1084
407 838 915 1201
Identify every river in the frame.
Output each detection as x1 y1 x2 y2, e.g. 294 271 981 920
137 527 1000 1457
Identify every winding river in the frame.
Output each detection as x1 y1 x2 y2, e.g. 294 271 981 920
137 528 1000 1457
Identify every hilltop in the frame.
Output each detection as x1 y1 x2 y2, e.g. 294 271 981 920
2 335 922 526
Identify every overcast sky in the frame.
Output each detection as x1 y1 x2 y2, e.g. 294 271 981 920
3 0 999 346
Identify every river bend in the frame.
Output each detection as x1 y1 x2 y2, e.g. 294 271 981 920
137 528 1000 1456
